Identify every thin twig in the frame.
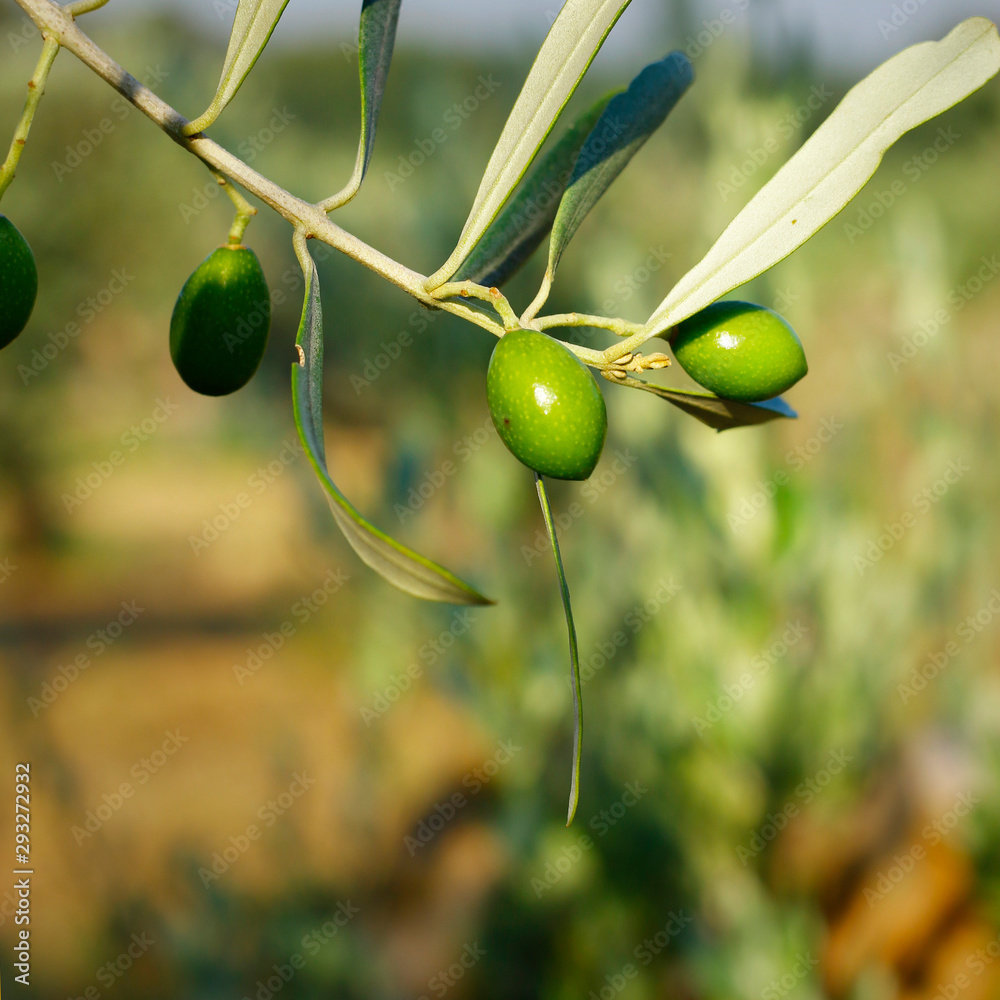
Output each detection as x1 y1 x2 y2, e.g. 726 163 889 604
0 34 60 201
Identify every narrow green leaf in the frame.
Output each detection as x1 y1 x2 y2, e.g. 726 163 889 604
427 0 634 288
535 473 583 826
643 17 1000 338
545 52 693 278
626 380 797 431
356 0 402 179
453 93 616 288
322 0 403 210
184 0 291 135
291 241 493 606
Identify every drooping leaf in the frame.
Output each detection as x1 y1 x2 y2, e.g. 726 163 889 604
184 0 291 135
291 240 493 606
453 92 616 288
623 379 797 431
545 52 693 279
641 17 1000 339
426 0 634 288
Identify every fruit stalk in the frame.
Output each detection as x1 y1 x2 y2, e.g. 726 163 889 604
0 35 60 202
536 312 647 339
534 473 584 825
211 169 258 245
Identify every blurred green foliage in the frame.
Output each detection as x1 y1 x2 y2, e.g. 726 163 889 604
2 9 1000 1000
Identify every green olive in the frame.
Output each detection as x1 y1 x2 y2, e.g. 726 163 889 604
487 329 607 481
170 244 271 396
669 300 807 402
0 214 38 350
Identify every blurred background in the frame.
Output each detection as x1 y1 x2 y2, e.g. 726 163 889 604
2 0 1000 997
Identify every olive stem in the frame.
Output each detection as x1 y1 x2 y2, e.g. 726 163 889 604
534 472 583 826
520 270 554 326
64 0 111 14
431 281 520 331
213 170 258 245
600 370 678 395
318 152 365 214
536 313 646 338
0 34 60 203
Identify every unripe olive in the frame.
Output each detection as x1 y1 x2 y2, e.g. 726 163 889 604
669 300 807 402
0 214 38 350
487 329 607 481
170 244 270 396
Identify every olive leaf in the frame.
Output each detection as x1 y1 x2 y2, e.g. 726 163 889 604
291 240 493 606
615 376 797 431
357 0 401 179
452 92 616 288
538 52 693 293
426 0 634 288
183 0 291 135
642 17 1000 339
326 0 403 208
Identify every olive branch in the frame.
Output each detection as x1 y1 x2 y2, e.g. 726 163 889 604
10 2 996 373
3 0 999 821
